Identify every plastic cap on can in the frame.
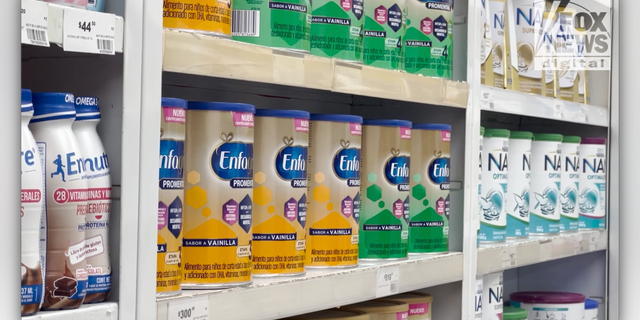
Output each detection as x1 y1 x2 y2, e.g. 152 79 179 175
255 109 311 119
533 133 563 142
413 123 452 131
31 92 76 122
585 298 599 310
75 96 101 121
310 114 363 123
562 136 581 144
510 292 586 304
21 89 33 112
187 101 256 113
362 119 412 127
509 131 533 140
161 97 188 109
484 128 510 138
503 306 528 320
581 137 607 145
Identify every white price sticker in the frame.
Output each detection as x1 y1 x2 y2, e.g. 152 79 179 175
168 296 209 320
21 0 50 47
63 8 115 54
502 247 516 268
376 266 399 297
480 89 494 109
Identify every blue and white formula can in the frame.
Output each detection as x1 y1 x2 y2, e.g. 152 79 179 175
482 272 503 320
579 138 607 229
479 129 509 243
506 131 532 239
560 136 581 232
530 134 563 234
475 276 483 319
478 127 484 247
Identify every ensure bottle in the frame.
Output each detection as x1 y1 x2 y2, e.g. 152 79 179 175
72 97 112 303
21 89 45 316
30 93 88 310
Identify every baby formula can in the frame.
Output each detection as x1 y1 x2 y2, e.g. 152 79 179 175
359 120 411 261
42 0 88 8
182 102 255 288
480 0 493 86
253 109 310 277
479 129 509 243
502 306 528 320
579 138 607 229
72 97 112 303
529 134 562 234
164 0 232 37
510 292 585 320
506 131 532 239
86 0 106 12
362 0 406 70
511 0 549 95
477 127 484 247
482 272 503 320
157 97 187 297
475 277 483 319
310 0 364 62
343 300 409 320
560 136 580 232
556 11 578 102
387 292 433 319
409 124 450 254
30 93 88 310
489 0 505 88
286 309 370 320
306 114 362 268
585 298 598 320
21 89 45 316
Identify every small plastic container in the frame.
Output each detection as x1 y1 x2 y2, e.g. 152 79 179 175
585 298 599 320
503 306 528 320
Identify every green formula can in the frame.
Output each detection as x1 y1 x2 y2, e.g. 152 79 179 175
362 0 406 70
310 0 364 61
359 120 411 261
232 0 311 52
409 124 451 254
404 0 453 78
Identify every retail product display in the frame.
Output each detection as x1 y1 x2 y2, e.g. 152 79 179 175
579 138 607 229
475 276 483 319
362 0 406 70
529 133 562 234
560 136 581 232
309 0 364 62
287 309 371 319
386 292 433 319
488 0 506 89
409 124 451 254
506 131 532 239
479 129 509 243
182 102 255 288
342 300 409 319
163 0 231 36
510 291 586 320
306 114 362 268
585 298 598 320
502 306 528 320
482 272 503 320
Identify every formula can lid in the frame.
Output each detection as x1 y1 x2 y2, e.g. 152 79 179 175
484 128 510 138
562 136 582 144
412 123 451 131
581 137 607 145
480 126 485 136
255 109 310 119
31 92 76 122
509 131 533 140
362 119 412 127
533 133 563 142
21 89 33 112
188 101 256 113
310 114 363 123
342 300 408 314
75 96 101 121
585 298 599 310
161 97 188 109
510 291 586 304
386 292 433 304
286 309 370 320
503 306 528 320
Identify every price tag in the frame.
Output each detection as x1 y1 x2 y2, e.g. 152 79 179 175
589 233 599 251
502 247 516 268
21 0 50 47
480 89 494 109
63 8 115 54
168 296 209 320
376 266 399 297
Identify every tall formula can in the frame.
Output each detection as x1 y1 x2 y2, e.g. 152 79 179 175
477 127 484 247
157 97 187 297
482 272 503 320
479 129 509 243
409 124 451 254
30 93 88 310
21 89 44 316
310 0 364 62
560 136 580 232
306 114 362 268
579 138 607 229
362 0 406 70
480 0 493 86
489 0 505 88
530 134 562 234
403 0 454 78
163 0 232 37
72 97 112 303
359 120 411 261
232 0 311 52
506 131 532 239
182 102 255 288
475 276 483 319
253 109 310 276
556 11 578 102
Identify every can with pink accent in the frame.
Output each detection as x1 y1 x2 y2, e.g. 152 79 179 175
343 300 410 320
387 292 433 319
510 291 586 320
41 0 88 9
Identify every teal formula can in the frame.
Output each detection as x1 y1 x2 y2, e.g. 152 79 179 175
560 136 581 232
479 129 509 243
579 138 607 229
506 131 532 239
310 0 364 61
530 134 563 234
362 0 406 70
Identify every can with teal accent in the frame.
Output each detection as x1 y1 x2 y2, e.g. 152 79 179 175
560 136 581 232
310 0 364 62
579 138 607 229
362 0 406 70
477 127 484 247
530 134 563 234
479 129 509 243
506 131 532 239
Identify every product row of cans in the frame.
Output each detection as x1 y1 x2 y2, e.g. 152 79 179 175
36 0 106 12
20 90 112 316
163 0 454 78
478 127 606 243
157 97 451 296
480 0 591 104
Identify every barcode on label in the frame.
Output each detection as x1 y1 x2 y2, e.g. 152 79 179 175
232 10 260 37
27 28 47 45
97 39 113 52
390 282 398 292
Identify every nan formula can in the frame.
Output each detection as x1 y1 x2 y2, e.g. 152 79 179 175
306 114 362 268
530 134 562 234
310 0 364 62
404 0 453 78
182 102 255 288
409 124 451 254
475 277 483 319
506 131 532 239
163 0 232 37
482 272 503 320
480 0 493 86
479 129 509 243
362 0 406 70
157 97 187 297
343 300 410 320
477 127 484 247
387 292 433 319
359 120 411 261
510 291 585 320
489 0 506 88
560 136 580 232
579 137 607 229
253 109 310 277
30 93 88 310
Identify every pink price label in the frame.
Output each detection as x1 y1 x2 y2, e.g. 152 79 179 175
295 118 310 132
409 303 430 315
400 127 411 139
233 112 255 127
163 107 186 124
350 123 362 135
396 311 409 320
442 130 451 142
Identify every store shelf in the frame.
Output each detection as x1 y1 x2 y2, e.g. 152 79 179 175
480 86 609 127
162 29 468 108
476 229 608 276
157 252 463 320
22 303 118 320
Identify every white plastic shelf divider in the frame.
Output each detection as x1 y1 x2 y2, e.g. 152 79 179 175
156 252 463 320
162 29 468 108
480 85 609 127
476 229 608 276
22 302 118 320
